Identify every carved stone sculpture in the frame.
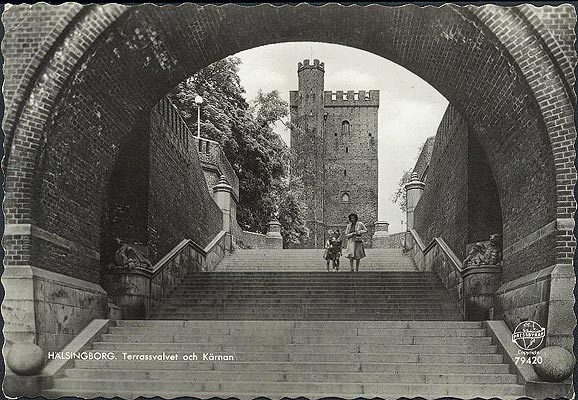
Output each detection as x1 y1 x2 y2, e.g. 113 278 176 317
463 233 503 267
110 244 153 271
464 242 486 268
482 233 502 265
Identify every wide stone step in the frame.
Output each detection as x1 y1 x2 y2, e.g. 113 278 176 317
155 303 457 311
91 341 497 354
157 302 457 310
175 284 443 290
42 389 524 400
216 268 418 271
63 369 516 384
153 310 461 321
49 379 524 396
168 289 449 296
161 297 454 303
117 320 482 328
178 274 440 280
108 326 488 337
72 360 510 374
98 334 491 345
78 350 502 364
163 296 453 303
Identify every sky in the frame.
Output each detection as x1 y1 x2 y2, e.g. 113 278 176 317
235 42 448 234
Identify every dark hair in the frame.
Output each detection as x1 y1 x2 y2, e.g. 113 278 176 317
348 213 358 222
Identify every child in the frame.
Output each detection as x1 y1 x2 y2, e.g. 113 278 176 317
324 230 342 272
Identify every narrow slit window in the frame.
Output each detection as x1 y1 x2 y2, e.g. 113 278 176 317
344 169 347 176
345 146 349 153
341 121 350 136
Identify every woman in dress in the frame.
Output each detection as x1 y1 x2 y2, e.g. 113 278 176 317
343 213 367 272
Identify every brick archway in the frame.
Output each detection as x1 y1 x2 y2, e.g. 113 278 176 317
3 3 575 284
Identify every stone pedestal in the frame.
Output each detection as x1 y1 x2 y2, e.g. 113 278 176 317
374 221 389 236
266 220 283 248
266 220 282 238
104 268 152 319
404 173 425 230
213 175 233 234
372 221 390 248
462 264 502 320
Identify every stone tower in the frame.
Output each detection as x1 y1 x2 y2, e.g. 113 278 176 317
290 59 379 248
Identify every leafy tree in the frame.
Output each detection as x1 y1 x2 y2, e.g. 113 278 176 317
391 138 432 213
391 169 412 213
168 58 307 245
263 175 309 247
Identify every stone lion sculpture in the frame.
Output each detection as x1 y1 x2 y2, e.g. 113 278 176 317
463 233 502 267
111 243 153 271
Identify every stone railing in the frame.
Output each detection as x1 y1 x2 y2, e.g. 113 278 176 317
404 229 505 321
106 231 228 318
193 136 239 199
404 229 464 318
232 220 283 249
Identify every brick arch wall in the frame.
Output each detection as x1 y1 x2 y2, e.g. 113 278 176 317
3 4 574 283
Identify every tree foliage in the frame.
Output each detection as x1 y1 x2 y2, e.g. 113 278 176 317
168 57 308 245
391 169 412 213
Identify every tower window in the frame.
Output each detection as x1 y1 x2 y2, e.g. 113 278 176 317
344 169 347 176
368 133 372 137
341 192 350 203
334 132 337 137
345 146 349 153
341 121 350 136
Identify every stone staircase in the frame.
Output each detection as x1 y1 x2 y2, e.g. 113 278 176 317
149 271 462 320
43 249 525 398
43 320 524 399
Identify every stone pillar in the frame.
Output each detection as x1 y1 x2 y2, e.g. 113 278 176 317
374 221 390 236
266 220 283 249
462 264 503 320
212 175 233 234
266 220 282 238
404 172 425 230
372 221 390 248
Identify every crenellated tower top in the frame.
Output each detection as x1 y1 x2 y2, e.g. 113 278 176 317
298 59 325 72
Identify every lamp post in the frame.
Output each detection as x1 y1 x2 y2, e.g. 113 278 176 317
195 95 203 138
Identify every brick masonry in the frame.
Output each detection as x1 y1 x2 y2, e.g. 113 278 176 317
2 4 575 287
147 101 223 264
289 60 379 248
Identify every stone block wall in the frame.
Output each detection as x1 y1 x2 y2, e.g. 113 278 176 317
2 266 108 354
372 232 405 249
232 222 283 250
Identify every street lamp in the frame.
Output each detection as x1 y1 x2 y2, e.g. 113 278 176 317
195 95 203 138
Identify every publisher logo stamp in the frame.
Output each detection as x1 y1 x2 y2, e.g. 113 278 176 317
512 320 545 351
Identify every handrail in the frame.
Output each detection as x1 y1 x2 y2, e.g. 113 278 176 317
408 228 426 251
151 231 226 277
407 229 464 273
433 237 464 273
